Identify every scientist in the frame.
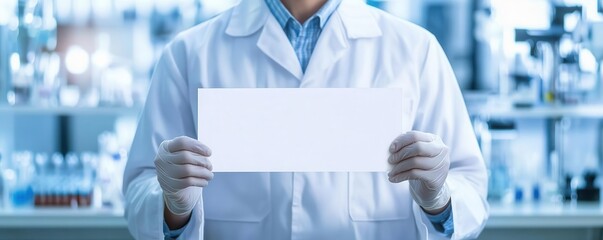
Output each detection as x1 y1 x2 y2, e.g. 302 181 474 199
123 0 488 239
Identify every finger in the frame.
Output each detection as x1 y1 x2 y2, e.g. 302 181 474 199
155 161 214 180
180 176 210 188
159 151 213 170
387 156 439 177
172 165 214 180
184 178 210 188
165 136 212 156
155 165 212 191
159 176 210 194
388 141 442 164
389 131 435 153
165 176 210 189
388 169 429 183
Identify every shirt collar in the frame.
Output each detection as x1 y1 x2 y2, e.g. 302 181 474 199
225 0 382 39
265 0 342 29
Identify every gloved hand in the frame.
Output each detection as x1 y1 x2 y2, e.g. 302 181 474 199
154 136 214 216
387 131 451 212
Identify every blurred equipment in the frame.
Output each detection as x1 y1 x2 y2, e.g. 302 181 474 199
504 3 603 202
480 119 516 201
583 19 603 101
4 151 34 208
423 0 474 89
96 132 127 209
514 5 582 105
576 171 600 202
509 53 541 108
9 0 58 106
0 151 95 208
32 152 94 207
0 1 17 105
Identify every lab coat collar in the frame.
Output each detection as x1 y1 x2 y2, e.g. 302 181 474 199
226 0 382 81
225 0 268 37
257 15 304 79
336 0 382 39
225 0 382 39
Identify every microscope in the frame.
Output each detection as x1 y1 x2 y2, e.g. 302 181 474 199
514 6 582 106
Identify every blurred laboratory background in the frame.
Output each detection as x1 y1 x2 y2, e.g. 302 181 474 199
1 0 603 239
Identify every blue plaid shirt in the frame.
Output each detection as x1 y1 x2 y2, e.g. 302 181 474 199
265 0 342 72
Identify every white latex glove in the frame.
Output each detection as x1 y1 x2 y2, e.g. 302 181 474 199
387 131 451 212
154 136 214 216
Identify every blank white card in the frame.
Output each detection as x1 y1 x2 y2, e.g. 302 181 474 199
198 88 407 172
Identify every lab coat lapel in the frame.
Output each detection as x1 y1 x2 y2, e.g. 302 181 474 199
301 1 382 87
300 12 349 87
256 16 304 81
225 0 302 80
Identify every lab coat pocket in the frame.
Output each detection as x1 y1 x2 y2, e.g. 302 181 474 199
348 173 411 221
203 173 270 222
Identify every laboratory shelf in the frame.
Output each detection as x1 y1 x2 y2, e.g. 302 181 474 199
487 202 603 228
0 207 126 228
0 105 141 116
469 104 603 119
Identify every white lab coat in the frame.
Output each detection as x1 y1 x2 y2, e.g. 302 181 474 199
123 0 489 239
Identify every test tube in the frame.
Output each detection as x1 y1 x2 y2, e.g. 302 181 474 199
33 153 48 207
50 153 63 206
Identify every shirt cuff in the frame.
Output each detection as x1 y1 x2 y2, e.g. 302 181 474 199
424 203 454 237
162 211 193 240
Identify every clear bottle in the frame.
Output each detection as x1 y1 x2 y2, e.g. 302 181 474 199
33 153 49 207
65 153 79 207
79 153 95 207
50 153 64 206
484 120 517 202
11 151 34 208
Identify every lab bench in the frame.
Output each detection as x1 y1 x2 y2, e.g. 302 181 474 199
0 207 129 240
2 203 603 240
481 202 603 240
